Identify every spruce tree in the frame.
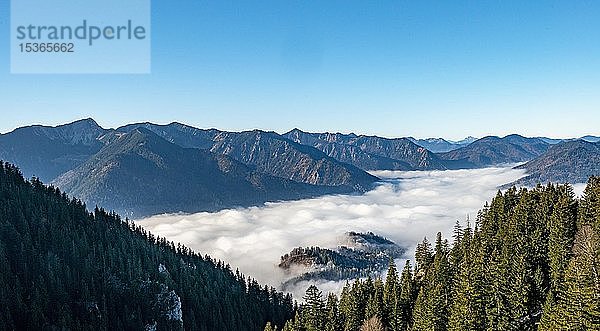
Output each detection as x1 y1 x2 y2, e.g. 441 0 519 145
325 293 342 331
397 260 415 331
301 285 326 331
383 259 399 327
541 224 600 330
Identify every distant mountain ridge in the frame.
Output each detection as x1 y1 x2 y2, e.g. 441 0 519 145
116 123 376 190
437 134 550 168
0 118 107 181
0 120 378 217
408 136 476 153
53 128 346 217
537 135 600 145
510 140 600 187
284 129 447 171
1 119 598 216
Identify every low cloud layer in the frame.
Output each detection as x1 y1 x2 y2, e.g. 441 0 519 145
137 167 526 297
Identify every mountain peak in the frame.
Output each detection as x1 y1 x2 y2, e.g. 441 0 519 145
286 128 305 134
55 118 104 132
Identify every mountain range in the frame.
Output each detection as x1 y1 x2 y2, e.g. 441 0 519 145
284 129 447 170
0 118 598 217
52 128 353 217
0 119 106 182
117 123 375 189
0 119 378 217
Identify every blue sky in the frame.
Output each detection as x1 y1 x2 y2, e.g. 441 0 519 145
0 1 599 139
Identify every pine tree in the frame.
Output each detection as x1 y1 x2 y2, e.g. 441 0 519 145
449 224 487 331
415 237 433 277
365 279 384 322
539 188 577 329
344 280 366 331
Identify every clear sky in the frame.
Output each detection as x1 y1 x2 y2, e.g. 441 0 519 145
0 1 599 140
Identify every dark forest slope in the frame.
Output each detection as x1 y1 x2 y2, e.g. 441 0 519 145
0 161 293 330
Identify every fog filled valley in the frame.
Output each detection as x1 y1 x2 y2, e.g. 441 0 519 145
138 167 527 298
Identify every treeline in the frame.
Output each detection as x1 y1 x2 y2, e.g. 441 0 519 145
267 178 600 330
0 161 294 330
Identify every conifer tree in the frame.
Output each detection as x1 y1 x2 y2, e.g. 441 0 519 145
397 260 415 331
325 293 342 331
365 279 384 322
383 259 399 326
540 225 600 330
540 188 577 328
301 285 326 331
412 233 451 331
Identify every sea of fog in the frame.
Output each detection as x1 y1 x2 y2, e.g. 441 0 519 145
137 167 528 297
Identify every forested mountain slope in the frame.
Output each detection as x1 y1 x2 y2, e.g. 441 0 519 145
0 161 294 330
512 140 600 187
269 178 600 331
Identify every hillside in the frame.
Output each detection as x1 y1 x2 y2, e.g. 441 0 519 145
278 232 405 289
511 140 600 186
0 161 294 330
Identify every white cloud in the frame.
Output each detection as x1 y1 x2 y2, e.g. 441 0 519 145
137 167 526 298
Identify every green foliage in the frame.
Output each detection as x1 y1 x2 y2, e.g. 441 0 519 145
0 161 293 330
301 285 326 331
275 177 600 331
